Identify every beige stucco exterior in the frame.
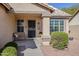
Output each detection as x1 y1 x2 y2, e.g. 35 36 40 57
69 25 79 39
69 11 79 39
42 17 50 37
69 12 79 25
0 4 16 48
64 19 69 34
0 3 71 48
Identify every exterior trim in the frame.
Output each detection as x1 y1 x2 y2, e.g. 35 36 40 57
36 3 54 13
51 16 71 19
2 3 54 13
1 3 11 10
1 3 14 13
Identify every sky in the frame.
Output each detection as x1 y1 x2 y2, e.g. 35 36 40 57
48 3 76 8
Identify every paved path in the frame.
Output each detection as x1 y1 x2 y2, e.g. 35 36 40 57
41 39 79 56
16 39 43 56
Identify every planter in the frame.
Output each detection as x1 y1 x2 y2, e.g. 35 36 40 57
39 32 42 37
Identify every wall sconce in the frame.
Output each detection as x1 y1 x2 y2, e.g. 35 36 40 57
38 22 40 30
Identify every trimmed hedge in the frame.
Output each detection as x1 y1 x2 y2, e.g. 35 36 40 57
50 32 68 50
1 47 17 56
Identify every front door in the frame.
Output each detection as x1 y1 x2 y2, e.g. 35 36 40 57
28 20 36 38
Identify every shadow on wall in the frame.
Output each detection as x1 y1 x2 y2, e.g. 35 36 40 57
69 30 74 40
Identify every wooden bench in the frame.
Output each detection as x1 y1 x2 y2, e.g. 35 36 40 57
13 32 26 41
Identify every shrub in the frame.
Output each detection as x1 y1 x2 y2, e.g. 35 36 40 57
50 32 68 50
0 47 5 56
4 42 18 49
1 47 17 56
0 49 3 56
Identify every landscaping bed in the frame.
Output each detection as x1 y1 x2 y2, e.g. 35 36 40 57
0 42 18 56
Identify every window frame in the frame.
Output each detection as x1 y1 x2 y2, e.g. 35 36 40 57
50 19 64 32
17 19 24 32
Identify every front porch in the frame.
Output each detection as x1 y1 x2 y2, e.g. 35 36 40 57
8 3 52 43
16 38 43 56
13 13 51 45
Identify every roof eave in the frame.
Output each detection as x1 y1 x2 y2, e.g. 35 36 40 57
2 3 54 13
1 3 12 10
69 9 79 22
36 3 54 13
51 16 72 19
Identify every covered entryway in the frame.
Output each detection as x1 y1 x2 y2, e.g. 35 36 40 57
15 14 42 39
9 3 52 45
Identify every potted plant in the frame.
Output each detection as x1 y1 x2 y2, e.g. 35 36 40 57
39 32 42 37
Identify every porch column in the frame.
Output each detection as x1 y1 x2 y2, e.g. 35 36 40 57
64 20 69 34
66 20 69 34
42 17 51 45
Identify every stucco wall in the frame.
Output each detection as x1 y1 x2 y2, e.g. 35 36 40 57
69 12 79 39
69 12 79 26
0 4 16 48
64 19 69 34
69 25 79 39
42 17 50 36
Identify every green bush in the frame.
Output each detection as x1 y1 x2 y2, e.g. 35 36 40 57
1 47 17 56
50 32 68 50
0 41 18 56
4 42 18 49
0 49 3 56
0 46 7 56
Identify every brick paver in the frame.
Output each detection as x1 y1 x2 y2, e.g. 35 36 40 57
41 39 79 56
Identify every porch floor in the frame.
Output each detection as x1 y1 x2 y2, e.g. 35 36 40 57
16 38 43 56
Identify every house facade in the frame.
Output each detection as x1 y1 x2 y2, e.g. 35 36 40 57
0 3 71 48
69 9 79 39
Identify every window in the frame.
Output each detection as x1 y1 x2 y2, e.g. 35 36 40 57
17 20 24 32
50 19 64 32
60 20 64 31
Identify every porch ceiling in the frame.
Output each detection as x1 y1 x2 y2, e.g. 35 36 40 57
14 13 42 20
14 13 42 17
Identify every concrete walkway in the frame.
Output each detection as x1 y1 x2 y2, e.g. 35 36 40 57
16 38 43 56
